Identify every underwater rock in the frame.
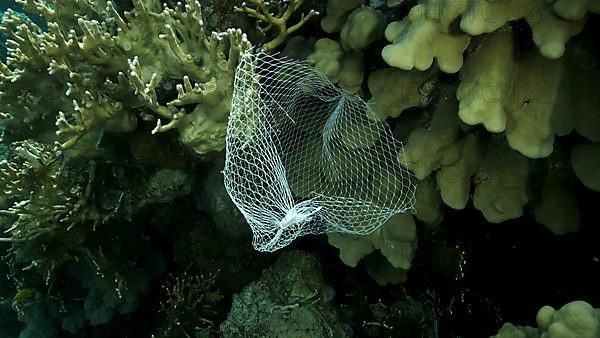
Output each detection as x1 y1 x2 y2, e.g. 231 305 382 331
195 164 249 239
220 251 352 338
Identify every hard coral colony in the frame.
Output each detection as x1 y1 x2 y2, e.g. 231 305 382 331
0 0 599 337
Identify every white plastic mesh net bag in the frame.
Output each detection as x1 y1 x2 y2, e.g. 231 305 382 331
223 51 417 252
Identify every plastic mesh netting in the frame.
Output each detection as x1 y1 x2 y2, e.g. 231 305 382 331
224 52 417 252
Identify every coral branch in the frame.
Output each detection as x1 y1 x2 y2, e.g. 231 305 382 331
236 0 319 52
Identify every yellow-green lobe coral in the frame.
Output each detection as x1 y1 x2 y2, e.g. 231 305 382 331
436 133 482 210
307 38 344 81
472 139 529 223
327 213 417 271
531 151 580 235
493 300 600 338
320 0 365 33
413 178 443 225
457 28 515 133
382 4 470 73
553 38 600 142
367 67 436 120
526 3 586 59
571 142 600 192
307 38 364 92
503 50 563 159
536 301 600 337
457 0 585 58
382 0 592 75
553 0 600 20
401 93 463 180
339 6 384 51
457 28 565 159
458 0 531 35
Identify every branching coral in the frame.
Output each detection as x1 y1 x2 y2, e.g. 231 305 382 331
0 138 176 333
1 0 251 154
156 271 224 337
235 0 319 52
0 141 101 245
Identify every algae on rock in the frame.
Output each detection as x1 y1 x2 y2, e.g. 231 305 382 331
220 251 352 338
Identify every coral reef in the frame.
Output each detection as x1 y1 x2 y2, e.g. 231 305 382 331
265 0 600 300
0 0 599 337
